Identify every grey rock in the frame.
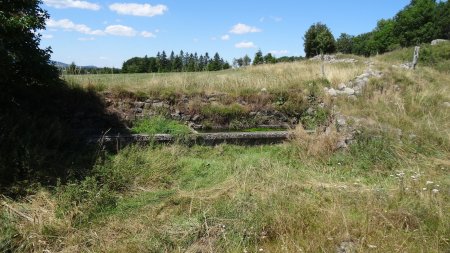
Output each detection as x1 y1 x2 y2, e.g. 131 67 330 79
143 103 151 109
338 83 346 90
133 108 143 113
306 107 315 115
443 102 450 107
342 87 355 95
192 114 200 121
249 111 257 116
336 139 348 149
181 115 192 121
134 102 145 108
337 117 346 127
336 241 355 253
431 39 448 46
152 102 164 108
188 122 203 129
327 88 337 96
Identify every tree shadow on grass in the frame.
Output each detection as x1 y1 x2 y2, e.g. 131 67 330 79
0 81 129 197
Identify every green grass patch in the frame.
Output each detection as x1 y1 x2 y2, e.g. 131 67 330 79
131 116 191 135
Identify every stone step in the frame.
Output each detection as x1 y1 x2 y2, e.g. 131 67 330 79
89 131 296 147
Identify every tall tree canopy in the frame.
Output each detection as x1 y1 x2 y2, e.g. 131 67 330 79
303 23 336 58
335 0 449 57
393 0 439 47
0 0 58 86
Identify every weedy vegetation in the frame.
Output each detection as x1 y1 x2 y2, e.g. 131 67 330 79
1 44 449 252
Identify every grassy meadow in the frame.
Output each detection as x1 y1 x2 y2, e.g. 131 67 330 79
1 45 449 252
63 57 366 97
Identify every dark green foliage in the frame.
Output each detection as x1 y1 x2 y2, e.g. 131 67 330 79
253 50 264 65
122 51 229 73
0 84 128 194
233 55 252 67
263 53 277 64
235 52 302 67
303 23 336 58
276 56 304 62
0 0 59 86
342 0 450 56
336 33 354 54
393 0 439 47
435 0 450 39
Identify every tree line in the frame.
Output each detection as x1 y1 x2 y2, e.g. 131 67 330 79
233 52 304 68
304 0 450 57
63 62 121 75
122 51 230 73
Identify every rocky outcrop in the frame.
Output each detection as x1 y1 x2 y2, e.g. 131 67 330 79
103 92 315 131
310 54 358 63
431 39 448 45
324 63 383 98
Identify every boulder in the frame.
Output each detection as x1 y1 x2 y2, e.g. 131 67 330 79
327 88 337 96
431 39 448 46
338 83 346 90
342 87 355 95
152 101 164 108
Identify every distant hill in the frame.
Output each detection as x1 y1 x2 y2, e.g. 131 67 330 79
51 61 69 68
51 61 98 69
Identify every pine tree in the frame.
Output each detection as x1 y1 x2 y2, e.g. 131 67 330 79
253 50 264 65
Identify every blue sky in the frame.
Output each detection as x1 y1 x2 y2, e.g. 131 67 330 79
39 0 411 67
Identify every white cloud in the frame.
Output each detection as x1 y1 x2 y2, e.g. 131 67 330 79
46 19 105 35
141 31 156 38
42 34 54 39
105 25 137 36
270 16 283 22
109 3 168 17
99 56 108 60
229 23 261 34
44 0 100 10
47 18 150 38
235 41 256 48
221 34 230 40
269 50 289 55
78 37 96 41
259 17 265 22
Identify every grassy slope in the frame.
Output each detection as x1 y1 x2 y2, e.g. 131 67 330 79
1 45 449 252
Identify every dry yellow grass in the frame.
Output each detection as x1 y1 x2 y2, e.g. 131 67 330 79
64 60 366 95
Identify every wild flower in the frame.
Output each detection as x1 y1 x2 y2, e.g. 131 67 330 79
426 181 434 185
432 189 439 194
423 188 427 191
